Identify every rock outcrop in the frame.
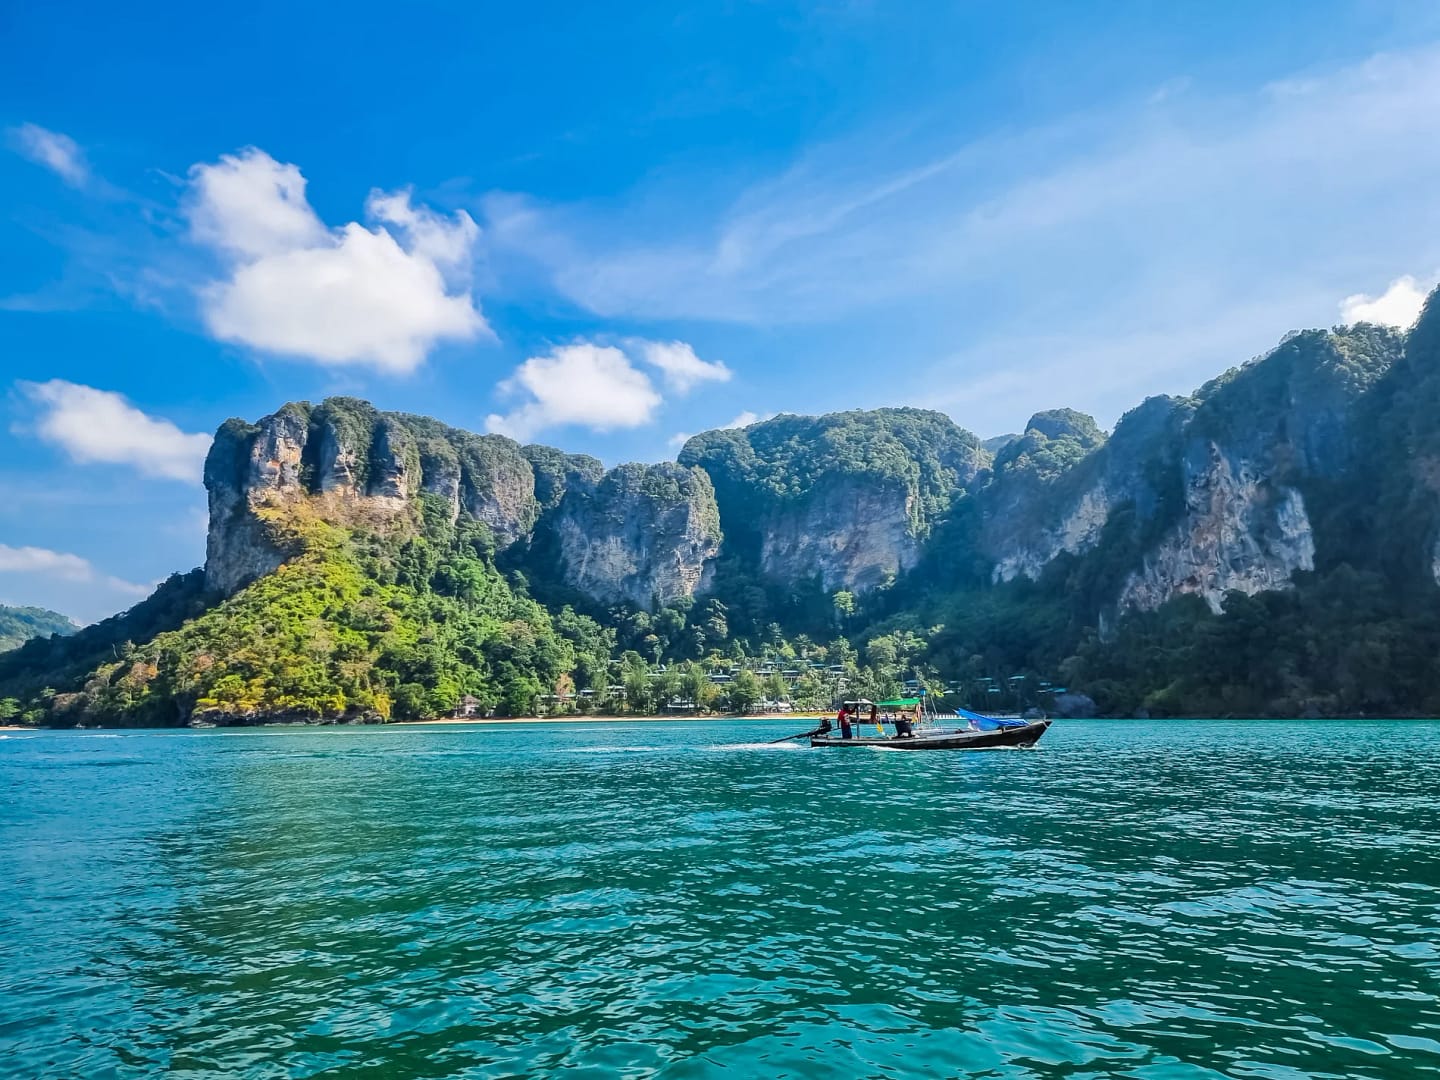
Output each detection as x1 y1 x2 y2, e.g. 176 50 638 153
204 398 551 595
1118 450 1316 613
976 326 1401 614
545 463 722 607
203 398 718 608
1114 327 1393 612
680 408 987 593
203 320 1404 622
982 406 1120 582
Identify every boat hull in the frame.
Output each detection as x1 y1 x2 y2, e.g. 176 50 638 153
810 719 1051 750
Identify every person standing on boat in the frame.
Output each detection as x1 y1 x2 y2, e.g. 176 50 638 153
837 706 852 739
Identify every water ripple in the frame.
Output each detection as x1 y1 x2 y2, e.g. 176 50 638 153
1 719 1437 1077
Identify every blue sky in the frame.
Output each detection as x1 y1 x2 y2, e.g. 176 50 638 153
5 0 1440 622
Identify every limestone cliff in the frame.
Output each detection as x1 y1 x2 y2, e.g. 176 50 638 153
203 397 716 610
543 463 722 607
679 408 987 593
974 326 1401 615
204 398 556 595
202 322 1403 625
1117 449 1316 613
982 406 1120 582
1115 327 1395 612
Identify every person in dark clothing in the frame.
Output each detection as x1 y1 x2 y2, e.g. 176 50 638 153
893 702 919 738
838 707 852 739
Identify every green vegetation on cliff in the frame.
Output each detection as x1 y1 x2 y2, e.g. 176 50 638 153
1 499 612 727
680 407 984 544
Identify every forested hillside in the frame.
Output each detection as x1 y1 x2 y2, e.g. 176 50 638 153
0 605 77 654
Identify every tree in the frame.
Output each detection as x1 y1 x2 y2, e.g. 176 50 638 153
728 669 761 714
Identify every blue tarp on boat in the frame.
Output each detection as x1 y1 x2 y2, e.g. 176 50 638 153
954 707 1028 730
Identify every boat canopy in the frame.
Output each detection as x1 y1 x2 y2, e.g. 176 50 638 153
875 697 922 708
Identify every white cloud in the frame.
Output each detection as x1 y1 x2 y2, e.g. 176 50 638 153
633 340 731 393
19 380 212 483
187 148 486 373
1340 274 1433 328
186 149 326 259
486 344 663 441
8 123 89 187
0 544 149 599
367 188 479 279
0 544 95 581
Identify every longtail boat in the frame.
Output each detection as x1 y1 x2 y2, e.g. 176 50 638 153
803 697 1051 751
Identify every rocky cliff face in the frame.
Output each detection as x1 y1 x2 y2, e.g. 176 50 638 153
204 398 559 595
976 327 1401 614
679 408 987 593
1118 449 1316 613
203 320 1404 623
756 475 920 592
545 463 722 607
983 406 1120 582
1113 327 1396 612
203 397 718 609
204 405 311 596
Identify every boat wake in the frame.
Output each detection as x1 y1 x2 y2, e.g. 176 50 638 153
710 741 807 751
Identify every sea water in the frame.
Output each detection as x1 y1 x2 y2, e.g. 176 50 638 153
1 719 1437 1078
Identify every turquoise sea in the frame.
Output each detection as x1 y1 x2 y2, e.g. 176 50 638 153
2 719 1438 1079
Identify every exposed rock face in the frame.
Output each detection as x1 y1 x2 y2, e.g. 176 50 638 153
203 398 714 608
547 463 722 606
457 441 537 548
758 476 918 592
1119 447 1315 613
977 326 1400 614
204 406 310 595
984 407 1121 582
680 407 987 594
204 398 548 595
1111 328 1388 613
203 320 1401 623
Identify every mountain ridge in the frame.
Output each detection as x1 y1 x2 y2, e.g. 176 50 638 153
5 294 1440 724
0 605 78 655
